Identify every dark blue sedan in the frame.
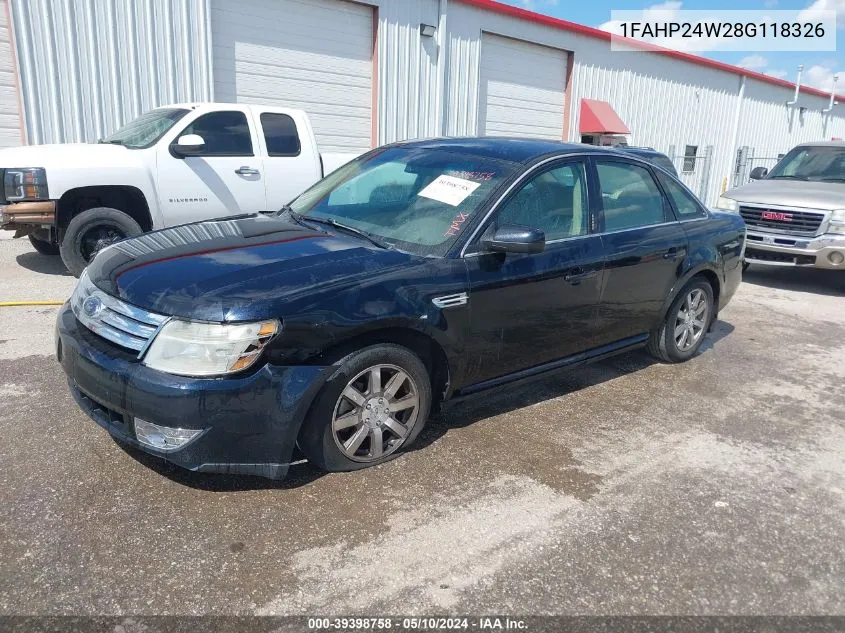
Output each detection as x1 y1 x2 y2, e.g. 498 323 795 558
56 138 746 479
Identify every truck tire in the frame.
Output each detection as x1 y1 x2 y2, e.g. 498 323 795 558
60 207 142 277
28 234 60 256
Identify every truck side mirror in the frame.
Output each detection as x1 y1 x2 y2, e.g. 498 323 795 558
749 166 768 180
171 134 206 158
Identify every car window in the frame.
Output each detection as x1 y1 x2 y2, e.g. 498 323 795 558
657 172 707 220
596 161 668 232
289 147 518 257
260 113 301 157
181 111 253 157
496 162 589 241
327 161 419 207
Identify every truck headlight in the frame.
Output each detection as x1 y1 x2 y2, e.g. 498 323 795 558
829 209 845 235
715 196 739 212
142 319 279 377
5 168 48 201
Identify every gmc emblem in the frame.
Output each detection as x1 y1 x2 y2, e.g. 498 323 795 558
761 210 792 222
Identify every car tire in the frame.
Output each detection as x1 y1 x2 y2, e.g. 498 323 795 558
298 344 432 472
59 207 143 277
647 278 714 363
28 234 60 256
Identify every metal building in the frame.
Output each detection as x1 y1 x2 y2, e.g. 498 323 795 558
1 0 844 204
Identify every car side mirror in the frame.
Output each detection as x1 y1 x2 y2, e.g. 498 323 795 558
482 225 545 254
749 166 768 180
171 134 206 157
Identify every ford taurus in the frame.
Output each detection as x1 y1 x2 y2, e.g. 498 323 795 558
56 138 746 479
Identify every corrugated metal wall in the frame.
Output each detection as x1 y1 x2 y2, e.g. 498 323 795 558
5 0 845 203
10 0 213 145
738 78 845 157
0 0 23 148
376 0 440 145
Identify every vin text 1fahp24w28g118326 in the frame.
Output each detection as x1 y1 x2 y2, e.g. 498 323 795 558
56 138 746 480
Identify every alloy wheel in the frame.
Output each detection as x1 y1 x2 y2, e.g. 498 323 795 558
331 364 420 462
674 288 709 352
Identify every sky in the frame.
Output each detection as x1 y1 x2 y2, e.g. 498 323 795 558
500 0 844 93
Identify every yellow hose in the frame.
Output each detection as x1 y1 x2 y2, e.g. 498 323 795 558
0 300 66 307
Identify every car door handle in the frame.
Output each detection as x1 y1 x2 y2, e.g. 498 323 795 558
662 247 685 260
564 268 598 284
235 166 260 176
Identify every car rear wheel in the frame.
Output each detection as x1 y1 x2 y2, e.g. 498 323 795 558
28 234 60 256
647 278 714 363
298 344 431 472
60 207 143 277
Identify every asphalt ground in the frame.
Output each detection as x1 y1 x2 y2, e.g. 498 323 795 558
1 231 843 616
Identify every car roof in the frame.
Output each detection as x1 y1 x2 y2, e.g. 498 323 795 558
391 137 616 163
793 141 845 148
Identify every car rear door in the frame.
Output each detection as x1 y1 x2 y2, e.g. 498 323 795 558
462 158 605 385
591 157 688 345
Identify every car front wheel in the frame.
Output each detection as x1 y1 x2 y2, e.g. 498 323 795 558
647 278 714 363
298 344 431 472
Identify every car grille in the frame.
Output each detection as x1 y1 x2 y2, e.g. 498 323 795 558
739 206 824 235
70 272 168 353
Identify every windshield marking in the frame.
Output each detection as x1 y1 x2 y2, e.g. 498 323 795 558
444 212 471 238
417 175 482 207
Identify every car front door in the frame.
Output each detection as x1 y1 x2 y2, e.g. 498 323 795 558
156 108 267 226
591 158 688 346
462 158 605 385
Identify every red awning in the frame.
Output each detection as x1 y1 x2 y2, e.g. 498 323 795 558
579 99 630 135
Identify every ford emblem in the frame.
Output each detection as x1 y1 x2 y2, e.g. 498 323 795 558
82 296 104 318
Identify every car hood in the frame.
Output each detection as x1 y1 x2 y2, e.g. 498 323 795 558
724 179 845 211
86 214 422 322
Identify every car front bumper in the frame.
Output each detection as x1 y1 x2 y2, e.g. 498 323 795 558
0 200 57 235
56 304 330 480
744 230 845 270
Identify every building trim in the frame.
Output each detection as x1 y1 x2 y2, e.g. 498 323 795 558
371 5 379 148
562 49 573 141
458 0 845 102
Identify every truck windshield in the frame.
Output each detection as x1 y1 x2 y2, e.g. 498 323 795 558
288 147 518 257
99 108 190 149
767 146 845 182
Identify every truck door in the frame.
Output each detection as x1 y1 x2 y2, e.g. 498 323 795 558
156 108 267 226
256 110 324 210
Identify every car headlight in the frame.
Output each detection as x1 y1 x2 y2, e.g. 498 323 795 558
715 196 739 212
828 209 845 235
5 168 48 201
142 319 279 377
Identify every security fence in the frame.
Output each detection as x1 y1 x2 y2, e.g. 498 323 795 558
667 144 713 201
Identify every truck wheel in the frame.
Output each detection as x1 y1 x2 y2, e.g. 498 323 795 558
647 278 714 363
28 234 60 256
59 207 142 277
298 344 432 472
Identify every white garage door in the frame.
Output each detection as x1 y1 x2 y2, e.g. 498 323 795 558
212 0 373 153
0 0 22 148
479 33 567 140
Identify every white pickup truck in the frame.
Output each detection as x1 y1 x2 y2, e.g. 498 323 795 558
0 103 360 275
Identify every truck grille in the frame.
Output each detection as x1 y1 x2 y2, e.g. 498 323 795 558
70 272 168 354
739 206 824 235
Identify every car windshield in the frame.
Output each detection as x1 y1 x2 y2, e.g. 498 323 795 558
287 147 519 257
99 108 190 149
767 146 845 182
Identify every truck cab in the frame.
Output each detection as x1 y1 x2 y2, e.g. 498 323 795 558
716 142 845 270
0 103 359 276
